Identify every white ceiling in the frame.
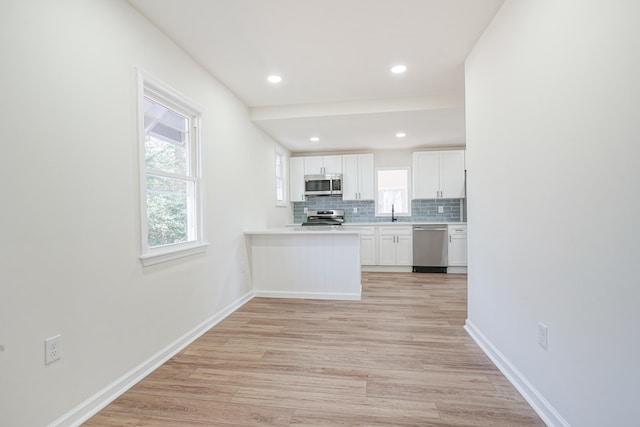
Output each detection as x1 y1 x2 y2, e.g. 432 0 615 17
128 0 504 153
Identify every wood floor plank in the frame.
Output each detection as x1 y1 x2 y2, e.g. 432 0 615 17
231 386 440 419
106 392 294 426
289 409 444 427
83 272 544 426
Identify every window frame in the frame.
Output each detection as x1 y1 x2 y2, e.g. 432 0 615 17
375 167 412 217
137 70 207 266
274 145 288 207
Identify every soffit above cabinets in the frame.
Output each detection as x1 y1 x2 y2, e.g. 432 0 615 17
127 0 505 152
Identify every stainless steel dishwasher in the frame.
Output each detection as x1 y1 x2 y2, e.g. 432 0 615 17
412 225 448 273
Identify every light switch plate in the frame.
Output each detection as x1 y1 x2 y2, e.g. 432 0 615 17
538 323 548 350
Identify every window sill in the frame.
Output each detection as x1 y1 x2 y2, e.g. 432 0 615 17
140 242 208 267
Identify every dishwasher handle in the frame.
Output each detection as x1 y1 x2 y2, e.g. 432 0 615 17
413 226 448 231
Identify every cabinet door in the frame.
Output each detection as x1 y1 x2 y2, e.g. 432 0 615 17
393 227 413 266
412 151 440 199
378 235 396 265
341 154 359 200
323 155 343 174
357 154 375 200
395 235 413 266
440 150 466 198
304 156 324 175
289 157 305 202
448 233 467 266
360 233 377 265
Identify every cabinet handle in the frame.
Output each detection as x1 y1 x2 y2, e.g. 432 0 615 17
449 235 452 243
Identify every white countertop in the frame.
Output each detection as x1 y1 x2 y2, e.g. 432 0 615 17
245 227 364 235
285 222 466 227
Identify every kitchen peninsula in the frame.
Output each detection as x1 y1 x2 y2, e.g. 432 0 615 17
244 227 362 300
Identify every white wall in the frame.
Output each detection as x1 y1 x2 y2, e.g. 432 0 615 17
0 0 289 425
465 1 640 426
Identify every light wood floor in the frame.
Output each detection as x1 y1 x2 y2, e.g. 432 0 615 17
84 273 544 426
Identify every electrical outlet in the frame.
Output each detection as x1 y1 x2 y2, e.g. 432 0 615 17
353 207 358 213
438 206 444 214
45 335 61 364
303 207 308 214
538 323 548 350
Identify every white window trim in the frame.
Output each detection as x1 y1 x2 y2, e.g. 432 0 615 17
137 69 208 266
275 145 288 207
375 166 412 217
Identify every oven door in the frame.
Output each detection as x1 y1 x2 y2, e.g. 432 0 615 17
305 176 332 195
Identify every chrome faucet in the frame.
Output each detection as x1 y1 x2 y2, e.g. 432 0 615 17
391 204 397 222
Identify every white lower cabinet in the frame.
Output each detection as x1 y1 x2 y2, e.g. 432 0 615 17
359 226 377 265
377 226 413 266
448 225 467 266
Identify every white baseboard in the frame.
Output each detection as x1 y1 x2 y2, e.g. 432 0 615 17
253 290 361 300
361 265 412 273
464 320 570 427
49 291 254 427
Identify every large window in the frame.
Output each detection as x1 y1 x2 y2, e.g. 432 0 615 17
376 168 410 216
138 71 206 265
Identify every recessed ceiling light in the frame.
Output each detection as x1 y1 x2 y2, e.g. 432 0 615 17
391 64 407 74
310 137 320 142
267 75 282 83
396 132 406 138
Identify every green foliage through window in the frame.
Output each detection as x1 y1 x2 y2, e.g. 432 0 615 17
143 95 195 248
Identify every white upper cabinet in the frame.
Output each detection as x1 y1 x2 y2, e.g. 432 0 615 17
289 157 305 202
439 151 466 198
412 150 465 199
342 154 374 201
304 155 343 175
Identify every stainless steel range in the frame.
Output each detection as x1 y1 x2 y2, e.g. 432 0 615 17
301 209 345 226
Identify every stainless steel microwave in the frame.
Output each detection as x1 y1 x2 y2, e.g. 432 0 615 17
304 174 342 196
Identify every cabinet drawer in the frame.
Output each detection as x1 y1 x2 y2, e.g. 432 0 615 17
448 225 467 235
378 226 412 236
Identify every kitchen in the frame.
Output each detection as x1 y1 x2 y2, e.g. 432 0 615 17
2 1 637 427
246 148 468 300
